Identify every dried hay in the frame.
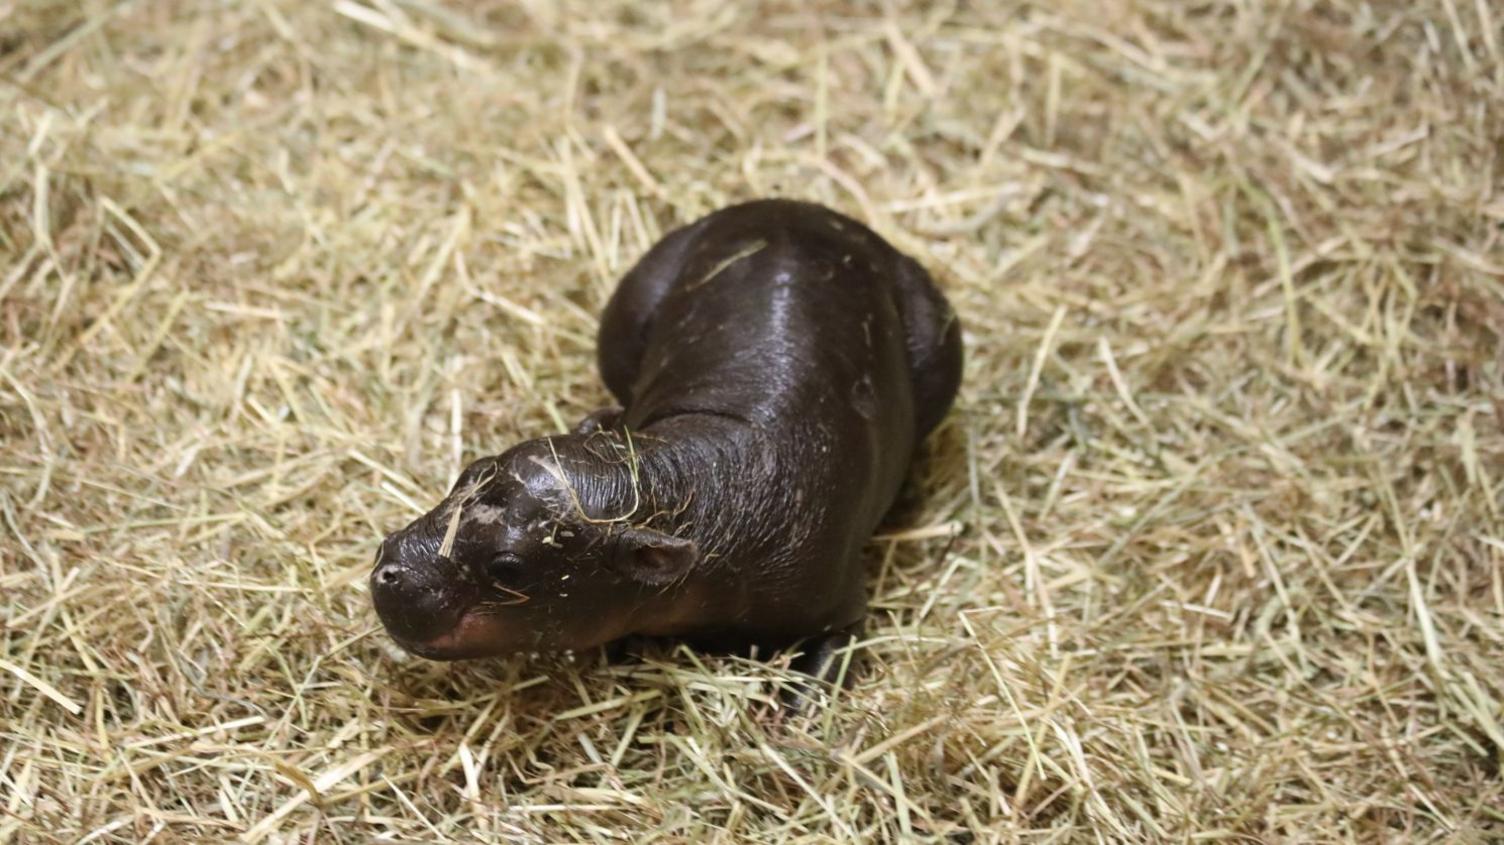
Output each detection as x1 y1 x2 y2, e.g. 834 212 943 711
2 0 1502 841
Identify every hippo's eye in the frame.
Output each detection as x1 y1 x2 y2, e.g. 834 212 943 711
486 552 525 581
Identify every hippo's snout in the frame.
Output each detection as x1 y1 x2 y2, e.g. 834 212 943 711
370 535 469 648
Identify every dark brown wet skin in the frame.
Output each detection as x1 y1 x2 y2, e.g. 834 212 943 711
371 199 962 669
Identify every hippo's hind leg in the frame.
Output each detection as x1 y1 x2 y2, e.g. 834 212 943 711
596 217 708 405
891 255 963 441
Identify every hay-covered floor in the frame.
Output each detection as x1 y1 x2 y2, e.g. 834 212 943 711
3 1 1502 841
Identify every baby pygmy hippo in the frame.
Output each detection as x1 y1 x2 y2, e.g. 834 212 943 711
371 199 962 686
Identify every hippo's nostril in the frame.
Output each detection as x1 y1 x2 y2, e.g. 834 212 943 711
375 564 402 588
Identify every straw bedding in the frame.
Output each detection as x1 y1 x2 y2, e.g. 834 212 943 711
2 0 1501 841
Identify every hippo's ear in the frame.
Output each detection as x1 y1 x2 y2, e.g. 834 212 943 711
611 527 698 587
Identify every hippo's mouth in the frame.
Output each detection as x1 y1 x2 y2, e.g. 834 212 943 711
390 610 513 661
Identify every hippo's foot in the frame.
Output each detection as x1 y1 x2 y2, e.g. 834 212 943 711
574 406 624 435
779 621 864 713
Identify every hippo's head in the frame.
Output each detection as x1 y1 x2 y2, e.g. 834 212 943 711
369 438 698 660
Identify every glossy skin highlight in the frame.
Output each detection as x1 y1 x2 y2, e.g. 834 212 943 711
371 199 962 682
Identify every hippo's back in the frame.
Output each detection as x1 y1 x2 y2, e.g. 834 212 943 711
625 200 947 448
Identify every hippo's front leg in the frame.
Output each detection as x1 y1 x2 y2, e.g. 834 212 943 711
781 620 865 711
